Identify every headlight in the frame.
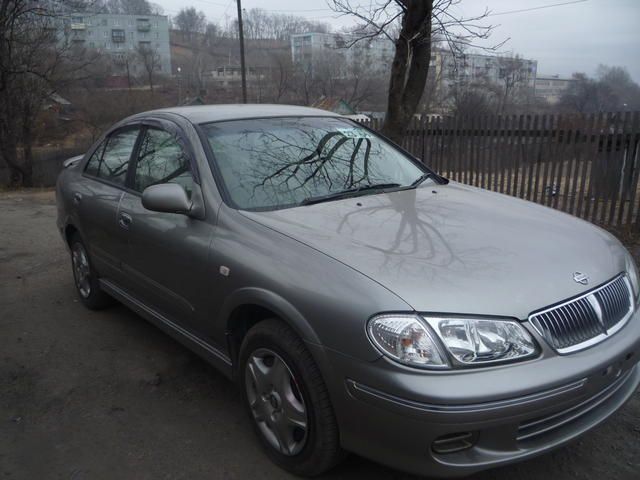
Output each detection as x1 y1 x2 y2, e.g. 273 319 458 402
625 253 639 302
367 315 449 369
423 316 538 366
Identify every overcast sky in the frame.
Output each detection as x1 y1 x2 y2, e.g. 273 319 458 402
156 0 640 81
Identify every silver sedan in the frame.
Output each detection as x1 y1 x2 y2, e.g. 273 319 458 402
56 105 640 477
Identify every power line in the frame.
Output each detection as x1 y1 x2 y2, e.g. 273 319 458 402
205 0 589 15
168 0 589 16
247 8 331 12
166 0 590 24
487 0 588 17
191 0 230 7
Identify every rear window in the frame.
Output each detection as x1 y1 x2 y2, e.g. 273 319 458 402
85 128 139 186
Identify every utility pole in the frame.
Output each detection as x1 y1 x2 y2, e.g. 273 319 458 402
236 0 247 103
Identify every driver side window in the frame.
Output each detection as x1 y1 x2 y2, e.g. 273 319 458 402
133 128 194 197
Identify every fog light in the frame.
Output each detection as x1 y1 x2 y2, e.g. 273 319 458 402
432 432 476 454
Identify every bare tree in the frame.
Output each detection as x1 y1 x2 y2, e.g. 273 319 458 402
0 0 98 186
136 44 162 93
97 0 155 14
173 7 206 42
494 54 534 113
596 65 640 110
558 72 620 113
224 8 331 40
266 51 294 102
328 0 499 144
292 64 316 106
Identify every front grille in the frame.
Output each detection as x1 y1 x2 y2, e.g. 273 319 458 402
529 275 634 353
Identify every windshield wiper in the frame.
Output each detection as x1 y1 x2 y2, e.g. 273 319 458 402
411 172 436 187
301 183 402 206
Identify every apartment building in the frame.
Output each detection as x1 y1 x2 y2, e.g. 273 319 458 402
535 74 575 104
290 32 395 77
435 50 538 89
63 13 172 75
290 33 537 100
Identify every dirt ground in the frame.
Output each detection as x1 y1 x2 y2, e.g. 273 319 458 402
1 189 639 480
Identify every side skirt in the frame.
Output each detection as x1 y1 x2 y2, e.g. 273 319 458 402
100 278 234 379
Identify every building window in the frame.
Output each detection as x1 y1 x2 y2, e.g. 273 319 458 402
137 19 151 31
101 19 107 26
112 29 125 42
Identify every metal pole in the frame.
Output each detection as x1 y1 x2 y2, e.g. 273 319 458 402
236 0 247 103
177 67 182 105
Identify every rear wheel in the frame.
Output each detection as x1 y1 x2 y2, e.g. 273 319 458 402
239 319 344 476
69 233 113 310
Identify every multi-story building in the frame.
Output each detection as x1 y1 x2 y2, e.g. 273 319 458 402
290 34 536 96
534 74 574 104
62 13 172 75
290 32 395 77
435 50 538 90
210 65 269 87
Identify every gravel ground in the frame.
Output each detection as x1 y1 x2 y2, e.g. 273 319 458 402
1 189 639 480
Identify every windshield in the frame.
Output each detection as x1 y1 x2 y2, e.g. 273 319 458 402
202 116 430 210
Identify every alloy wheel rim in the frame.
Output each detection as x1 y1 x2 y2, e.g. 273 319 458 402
245 348 308 456
71 243 91 298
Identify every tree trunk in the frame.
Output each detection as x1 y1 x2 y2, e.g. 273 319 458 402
18 102 35 187
381 1 433 145
21 130 34 187
0 138 25 187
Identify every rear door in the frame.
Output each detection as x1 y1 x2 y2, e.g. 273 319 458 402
76 126 141 281
118 122 214 328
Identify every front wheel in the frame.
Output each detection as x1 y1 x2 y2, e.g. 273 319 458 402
239 319 344 476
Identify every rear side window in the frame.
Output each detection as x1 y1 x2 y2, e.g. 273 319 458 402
84 141 106 177
132 128 193 197
85 128 139 186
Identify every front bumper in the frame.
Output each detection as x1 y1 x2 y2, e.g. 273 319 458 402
310 311 640 478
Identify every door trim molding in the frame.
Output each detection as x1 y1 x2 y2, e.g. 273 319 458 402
100 278 233 378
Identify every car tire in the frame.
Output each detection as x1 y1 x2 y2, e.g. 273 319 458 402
239 318 344 476
69 233 114 310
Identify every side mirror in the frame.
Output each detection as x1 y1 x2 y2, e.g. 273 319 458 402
142 183 192 215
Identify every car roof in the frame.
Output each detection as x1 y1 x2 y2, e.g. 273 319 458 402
141 104 341 124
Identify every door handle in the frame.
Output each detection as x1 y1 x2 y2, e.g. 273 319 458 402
73 192 82 205
118 212 132 229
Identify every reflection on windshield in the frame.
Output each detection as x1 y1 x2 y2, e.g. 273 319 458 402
203 117 427 210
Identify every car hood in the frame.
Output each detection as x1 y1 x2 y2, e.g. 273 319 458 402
240 182 627 319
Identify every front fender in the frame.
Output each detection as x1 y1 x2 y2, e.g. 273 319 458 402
219 286 323 346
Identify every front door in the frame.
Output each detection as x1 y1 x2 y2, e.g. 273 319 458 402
118 125 214 330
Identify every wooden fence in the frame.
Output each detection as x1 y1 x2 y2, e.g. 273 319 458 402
363 112 640 229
